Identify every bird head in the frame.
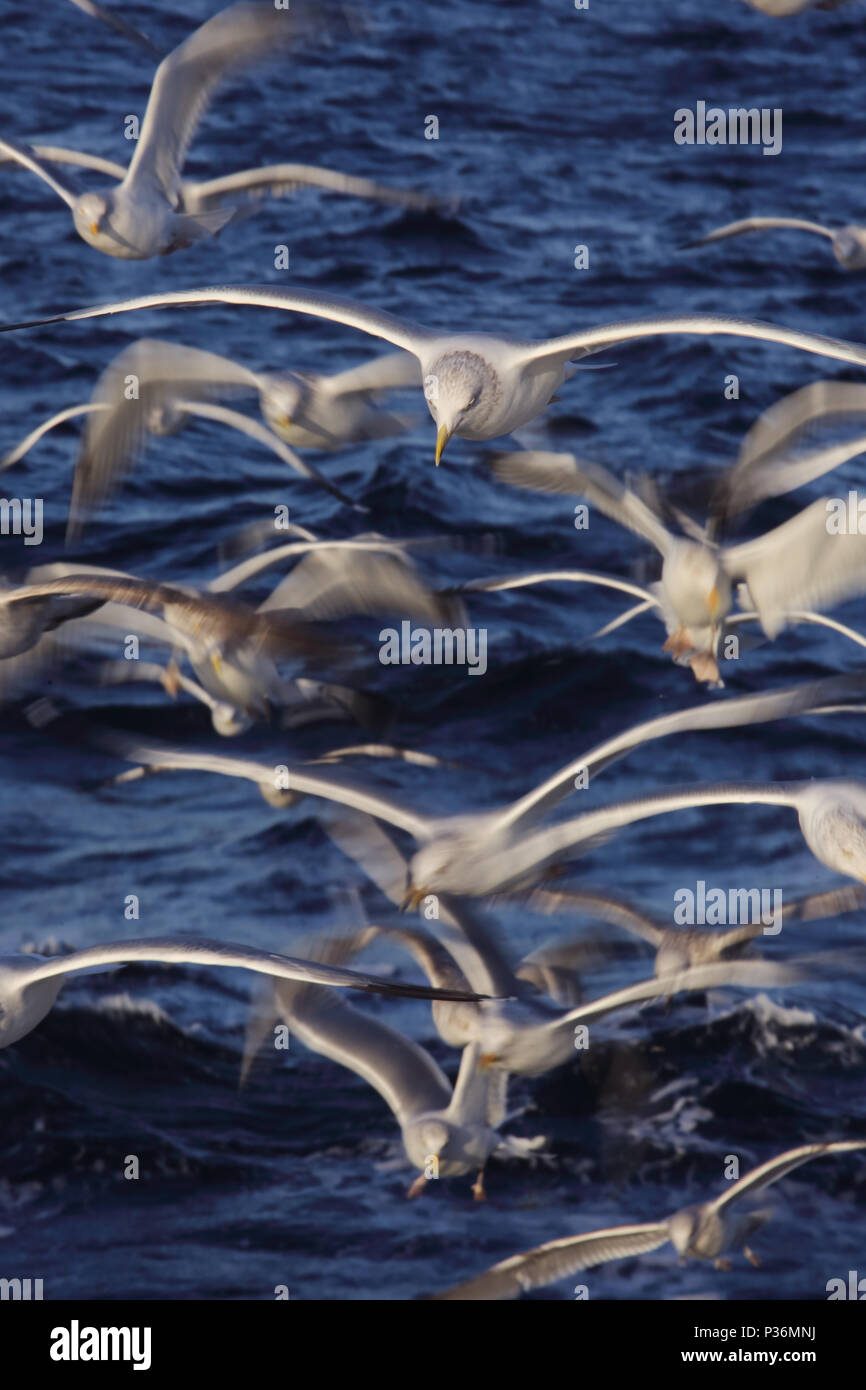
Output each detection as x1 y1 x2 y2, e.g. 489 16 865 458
424 351 496 464
73 192 111 243
404 1117 452 1173
806 792 866 883
833 227 866 271
260 374 309 436
405 837 463 903
667 1204 701 1256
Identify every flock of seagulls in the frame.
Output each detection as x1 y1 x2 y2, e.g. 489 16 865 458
3 0 866 1301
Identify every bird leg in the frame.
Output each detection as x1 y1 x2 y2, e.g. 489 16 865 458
471 1168 487 1202
161 659 182 698
713 1257 733 1272
744 1246 762 1268
688 650 722 686
406 1173 429 1199
662 627 694 660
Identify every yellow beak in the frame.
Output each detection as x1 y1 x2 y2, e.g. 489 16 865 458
707 586 721 619
277 413 291 429
434 424 452 467
479 1053 499 1070
89 221 100 236
401 886 425 912
210 652 223 679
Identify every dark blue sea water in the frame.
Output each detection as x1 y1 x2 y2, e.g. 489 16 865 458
1 0 865 1301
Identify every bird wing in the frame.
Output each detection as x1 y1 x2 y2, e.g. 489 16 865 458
431 1222 670 1300
527 886 666 948
0 286 438 355
259 549 464 626
445 1041 494 1126
182 163 438 213
1 402 108 471
209 538 409 594
18 936 485 1001
721 378 866 515
495 675 858 834
323 811 414 904
68 338 260 538
528 955 831 1055
0 142 127 181
483 782 804 891
362 924 473 993
267 934 454 1124
722 434 866 519
513 315 866 373
489 452 674 556
710 1141 866 1215
460 568 657 604
105 735 432 840
687 217 835 248
67 0 163 59
0 136 78 208
724 498 866 638
125 2 305 202
323 350 424 399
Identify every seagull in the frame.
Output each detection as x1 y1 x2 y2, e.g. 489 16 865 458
241 931 545 1199
687 216 866 272
429 1140 866 1298
6 542 464 722
0 339 422 532
407 777 866 902
488 450 866 683
0 935 490 1050
0 4 436 260
311 851 850 1079
528 883 866 977
15 544 461 727
96 674 866 898
0 570 340 722
7 289 866 465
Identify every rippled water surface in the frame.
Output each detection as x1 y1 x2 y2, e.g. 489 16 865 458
1 0 865 1300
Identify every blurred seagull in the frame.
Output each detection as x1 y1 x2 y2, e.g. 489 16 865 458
311 852 848 1079
0 3 437 260
241 931 545 1199
488 450 866 683
688 216 866 272
8 289 866 464
6 546 462 725
0 340 420 534
430 1140 866 1299
0 570 339 722
0 934 490 1049
528 882 866 977
98 675 866 897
